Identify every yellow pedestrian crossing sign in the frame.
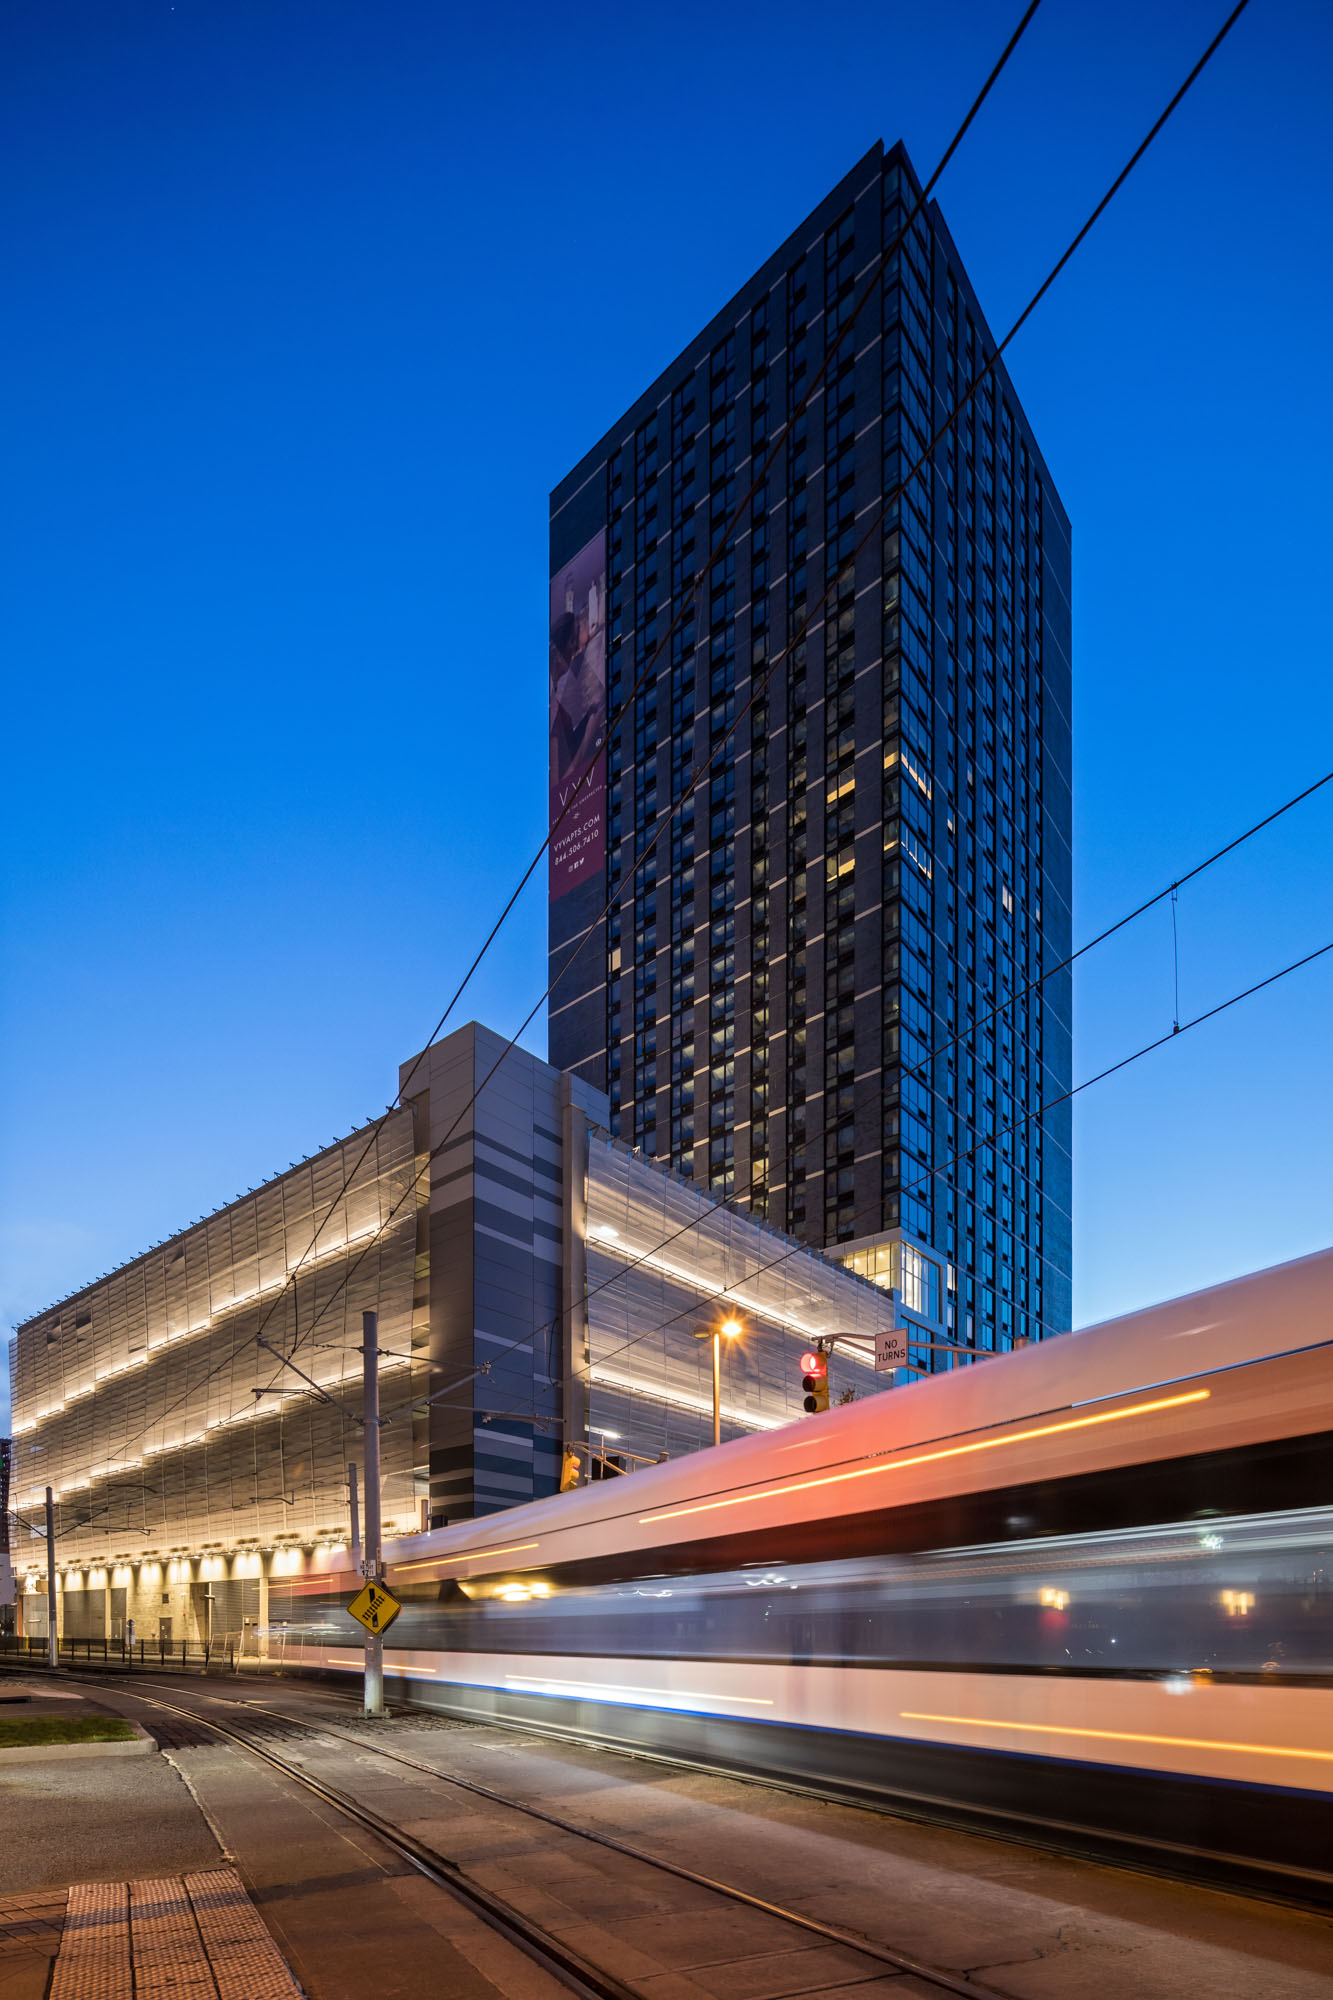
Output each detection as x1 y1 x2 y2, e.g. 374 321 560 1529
347 1581 401 1634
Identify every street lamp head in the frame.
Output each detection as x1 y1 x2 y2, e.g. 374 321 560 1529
719 1317 743 1340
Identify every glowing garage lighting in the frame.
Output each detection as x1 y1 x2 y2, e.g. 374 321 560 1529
42 1355 414 1484
395 1540 540 1573
1039 1588 1070 1610
638 1389 1211 1525
591 1367 785 1432
589 1236 836 1342
899 1713 1333 1767
17 1226 388 1438
1220 1590 1255 1616
505 1673 773 1708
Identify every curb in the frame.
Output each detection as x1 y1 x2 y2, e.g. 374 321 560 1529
0 1723 156 1765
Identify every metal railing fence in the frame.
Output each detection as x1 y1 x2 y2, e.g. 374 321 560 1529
0 1633 236 1671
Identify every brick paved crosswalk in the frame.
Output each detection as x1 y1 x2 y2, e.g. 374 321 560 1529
0 1867 304 1998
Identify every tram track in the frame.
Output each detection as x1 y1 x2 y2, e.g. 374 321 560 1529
74 1671 1019 2000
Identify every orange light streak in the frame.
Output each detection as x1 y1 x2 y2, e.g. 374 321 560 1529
639 1389 1210 1524
900 1712 1333 1765
394 1540 540 1572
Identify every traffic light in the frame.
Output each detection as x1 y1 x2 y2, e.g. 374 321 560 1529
800 1346 829 1414
559 1448 581 1492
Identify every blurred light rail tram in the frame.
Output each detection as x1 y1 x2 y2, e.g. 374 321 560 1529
273 1249 1333 1903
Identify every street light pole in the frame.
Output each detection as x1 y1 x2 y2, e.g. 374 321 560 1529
694 1317 743 1449
44 1488 58 1669
710 1331 721 1449
361 1311 385 1719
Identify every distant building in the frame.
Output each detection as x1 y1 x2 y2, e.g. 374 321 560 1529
549 139 1072 1364
9 1025 897 1647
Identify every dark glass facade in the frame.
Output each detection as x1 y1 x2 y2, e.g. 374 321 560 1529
549 140 1072 1357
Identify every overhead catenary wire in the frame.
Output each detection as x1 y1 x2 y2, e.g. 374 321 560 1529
214 0 1051 1406
263 0 1256 1396
33 0 1256 1504
227 0 1277 1447
402 756 1333 1426
27 3 1048 1503
386 910 1333 1439
245 4 1057 1397
582 933 1333 1376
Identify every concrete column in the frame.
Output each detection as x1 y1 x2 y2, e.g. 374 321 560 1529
257 1561 270 1660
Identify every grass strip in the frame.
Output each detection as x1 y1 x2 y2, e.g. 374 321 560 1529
0 1716 135 1748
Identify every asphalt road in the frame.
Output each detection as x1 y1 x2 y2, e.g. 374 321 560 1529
0 1741 220 1895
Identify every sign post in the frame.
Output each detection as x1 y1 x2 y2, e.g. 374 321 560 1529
360 1312 385 1719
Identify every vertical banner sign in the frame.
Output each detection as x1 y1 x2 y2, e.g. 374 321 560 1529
549 531 608 898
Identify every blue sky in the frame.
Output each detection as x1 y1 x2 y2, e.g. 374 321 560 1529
3 0 1330 1420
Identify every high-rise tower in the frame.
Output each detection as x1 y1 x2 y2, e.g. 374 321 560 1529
549 140 1072 1358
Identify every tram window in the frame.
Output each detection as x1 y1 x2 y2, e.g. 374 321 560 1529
380 1510 1333 1680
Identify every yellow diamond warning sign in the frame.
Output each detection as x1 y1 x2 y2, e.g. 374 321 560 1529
347 1581 401 1635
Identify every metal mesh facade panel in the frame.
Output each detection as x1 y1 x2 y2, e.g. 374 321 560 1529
585 1133 896 1460
10 1110 425 1569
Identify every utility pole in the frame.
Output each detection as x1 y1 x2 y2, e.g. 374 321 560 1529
348 1461 361 1565
44 1488 58 1669
360 1312 385 1718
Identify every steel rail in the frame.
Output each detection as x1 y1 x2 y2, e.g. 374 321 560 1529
86 1672 1020 2000
68 1675 644 2000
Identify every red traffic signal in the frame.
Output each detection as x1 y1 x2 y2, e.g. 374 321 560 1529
800 1347 829 1414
